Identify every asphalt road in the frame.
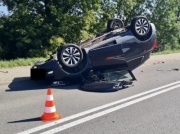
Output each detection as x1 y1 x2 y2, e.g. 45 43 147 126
0 54 180 134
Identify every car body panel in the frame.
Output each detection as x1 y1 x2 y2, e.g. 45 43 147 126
31 19 156 83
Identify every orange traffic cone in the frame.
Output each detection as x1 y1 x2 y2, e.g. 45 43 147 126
40 88 61 122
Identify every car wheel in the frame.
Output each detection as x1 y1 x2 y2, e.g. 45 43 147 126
131 16 151 40
107 19 124 31
57 44 83 68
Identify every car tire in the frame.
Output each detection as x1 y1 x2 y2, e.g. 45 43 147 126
107 18 124 31
57 44 83 68
131 16 151 40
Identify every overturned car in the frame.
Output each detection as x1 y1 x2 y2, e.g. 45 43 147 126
31 16 157 91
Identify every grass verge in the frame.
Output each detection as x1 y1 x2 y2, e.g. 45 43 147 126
0 58 46 68
152 49 180 55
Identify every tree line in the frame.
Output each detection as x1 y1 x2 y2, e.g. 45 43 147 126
0 0 180 60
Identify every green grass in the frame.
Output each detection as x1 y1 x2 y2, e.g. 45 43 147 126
152 49 180 55
0 58 46 68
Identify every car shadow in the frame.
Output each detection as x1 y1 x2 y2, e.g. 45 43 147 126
6 77 126 93
6 77 80 92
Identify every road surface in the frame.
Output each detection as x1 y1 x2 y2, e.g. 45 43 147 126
0 54 180 134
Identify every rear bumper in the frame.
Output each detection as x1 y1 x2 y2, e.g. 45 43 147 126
30 59 69 80
30 58 88 81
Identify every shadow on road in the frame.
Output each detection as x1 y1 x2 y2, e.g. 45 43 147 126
8 117 40 123
6 77 125 93
6 77 80 92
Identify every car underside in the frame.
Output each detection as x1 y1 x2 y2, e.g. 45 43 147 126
30 16 157 91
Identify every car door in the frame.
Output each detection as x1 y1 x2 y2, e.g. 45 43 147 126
88 39 127 70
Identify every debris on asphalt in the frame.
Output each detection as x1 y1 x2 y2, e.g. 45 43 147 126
157 68 179 71
153 61 165 65
141 70 144 72
0 71 8 73
172 68 179 71
157 69 163 71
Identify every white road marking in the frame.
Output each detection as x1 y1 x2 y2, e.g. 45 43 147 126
17 81 180 134
41 84 180 134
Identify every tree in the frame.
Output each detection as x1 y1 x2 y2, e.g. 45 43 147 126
146 0 180 51
0 0 180 59
0 0 111 59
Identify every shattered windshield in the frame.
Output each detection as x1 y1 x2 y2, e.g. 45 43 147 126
103 70 134 82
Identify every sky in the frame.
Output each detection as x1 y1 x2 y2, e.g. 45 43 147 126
0 5 8 15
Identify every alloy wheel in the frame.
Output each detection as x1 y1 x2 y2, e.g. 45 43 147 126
135 18 149 36
61 46 81 67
